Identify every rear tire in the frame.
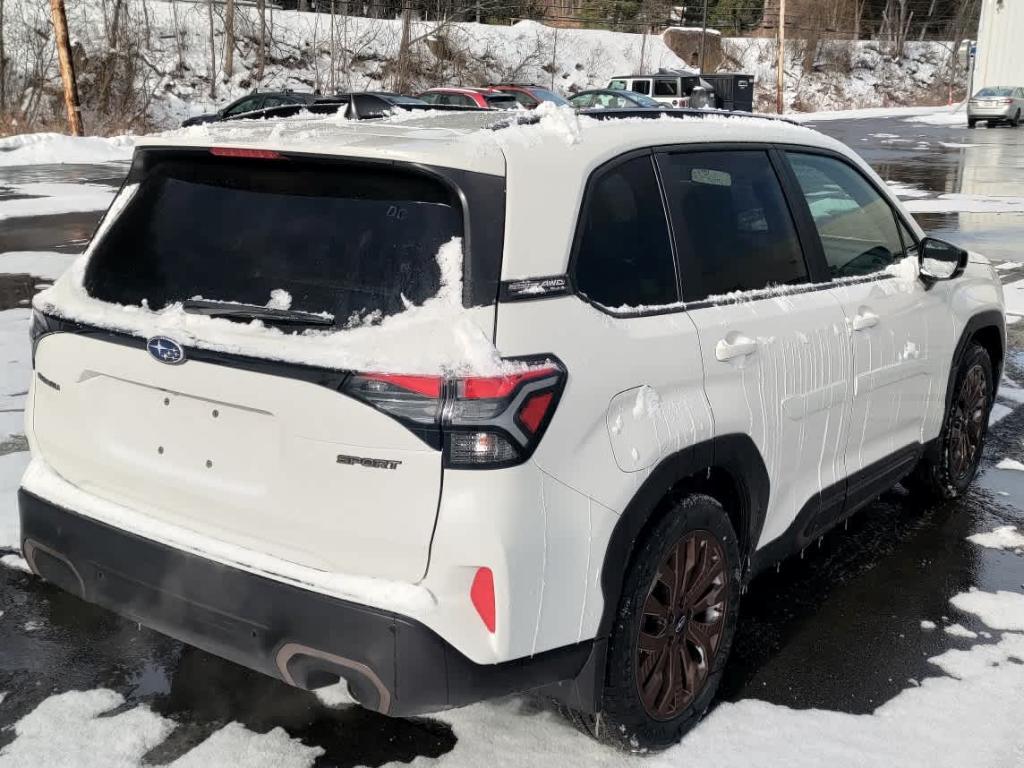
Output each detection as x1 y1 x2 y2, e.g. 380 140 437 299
968 119 977 129
585 494 741 752
906 344 993 502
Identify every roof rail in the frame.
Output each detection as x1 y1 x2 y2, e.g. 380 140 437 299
576 107 801 126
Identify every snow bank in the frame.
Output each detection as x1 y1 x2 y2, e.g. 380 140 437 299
967 526 1024 552
1002 279 1024 318
0 183 116 222
949 590 1024 632
0 689 173 768
0 133 135 167
0 421 29 550
0 251 77 281
796 105 958 123
169 722 323 768
0 689 323 768
0 309 30 444
996 458 1024 472
903 193 1024 215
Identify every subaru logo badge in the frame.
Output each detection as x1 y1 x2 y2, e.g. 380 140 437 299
147 336 186 365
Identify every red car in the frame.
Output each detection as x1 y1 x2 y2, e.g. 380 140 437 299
417 87 519 109
488 84 570 109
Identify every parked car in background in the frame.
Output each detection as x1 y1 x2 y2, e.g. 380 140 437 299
488 83 570 108
607 72 715 108
967 86 1024 127
569 89 663 109
181 91 322 127
418 87 518 109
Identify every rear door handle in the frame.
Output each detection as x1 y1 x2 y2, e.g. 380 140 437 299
716 335 758 362
852 310 879 331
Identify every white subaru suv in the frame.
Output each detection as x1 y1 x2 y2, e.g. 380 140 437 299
19 107 1004 750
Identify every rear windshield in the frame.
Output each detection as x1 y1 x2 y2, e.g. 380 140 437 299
485 94 518 107
976 87 1013 97
84 157 462 325
528 88 569 106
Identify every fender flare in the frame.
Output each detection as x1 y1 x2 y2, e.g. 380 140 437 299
928 309 1005 463
548 435 769 714
596 433 769 639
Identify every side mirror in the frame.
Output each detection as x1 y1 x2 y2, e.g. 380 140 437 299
919 237 968 281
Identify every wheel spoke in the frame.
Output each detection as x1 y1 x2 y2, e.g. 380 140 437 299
635 528 731 721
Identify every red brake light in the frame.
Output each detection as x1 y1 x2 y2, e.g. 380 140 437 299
517 392 554 434
470 567 496 633
461 366 559 399
209 147 284 160
342 358 566 468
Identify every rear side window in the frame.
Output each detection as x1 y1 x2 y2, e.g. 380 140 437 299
653 80 678 96
85 158 462 324
508 91 538 107
658 151 808 299
573 155 678 309
786 152 905 278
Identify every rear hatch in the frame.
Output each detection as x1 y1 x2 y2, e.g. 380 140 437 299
31 149 500 582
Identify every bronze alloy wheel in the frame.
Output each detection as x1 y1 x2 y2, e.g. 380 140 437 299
635 530 728 721
948 363 990 482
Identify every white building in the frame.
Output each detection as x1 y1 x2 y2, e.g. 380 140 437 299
974 0 1024 89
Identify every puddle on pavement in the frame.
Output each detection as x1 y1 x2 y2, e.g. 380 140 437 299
813 118 1024 264
0 273 49 310
0 211 99 254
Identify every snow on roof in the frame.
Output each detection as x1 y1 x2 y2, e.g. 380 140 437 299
137 106 833 178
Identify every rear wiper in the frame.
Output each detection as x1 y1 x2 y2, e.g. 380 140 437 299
182 299 334 326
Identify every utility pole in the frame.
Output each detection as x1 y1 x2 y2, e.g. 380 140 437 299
776 0 786 114
49 0 83 136
698 0 709 73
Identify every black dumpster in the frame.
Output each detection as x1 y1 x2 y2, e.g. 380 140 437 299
701 73 755 112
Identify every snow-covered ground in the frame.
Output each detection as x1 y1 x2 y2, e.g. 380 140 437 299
0 585 1021 766
0 134 135 167
2 110 1024 768
1 0 959 133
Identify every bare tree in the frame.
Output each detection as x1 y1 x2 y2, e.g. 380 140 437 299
224 0 235 78
0 0 7 114
207 0 217 97
257 0 267 81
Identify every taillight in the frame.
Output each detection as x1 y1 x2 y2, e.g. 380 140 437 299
342 357 566 468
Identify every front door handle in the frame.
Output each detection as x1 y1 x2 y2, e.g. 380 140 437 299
716 335 758 362
852 310 879 331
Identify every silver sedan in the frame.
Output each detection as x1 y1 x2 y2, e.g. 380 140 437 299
968 86 1024 128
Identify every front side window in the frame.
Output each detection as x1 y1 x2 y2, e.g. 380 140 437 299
787 152 905 278
224 96 261 116
573 155 678 309
631 80 651 95
658 151 808 300
509 90 539 107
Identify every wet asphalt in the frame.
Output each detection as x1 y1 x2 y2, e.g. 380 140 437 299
1 112 1024 764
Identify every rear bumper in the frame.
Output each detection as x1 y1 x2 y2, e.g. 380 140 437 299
18 489 592 717
968 106 1012 119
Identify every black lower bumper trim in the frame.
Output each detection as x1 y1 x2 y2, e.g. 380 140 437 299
18 489 592 717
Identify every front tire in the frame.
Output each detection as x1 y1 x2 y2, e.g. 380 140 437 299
907 344 993 501
968 118 977 129
592 494 741 752
1012 110 1021 127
